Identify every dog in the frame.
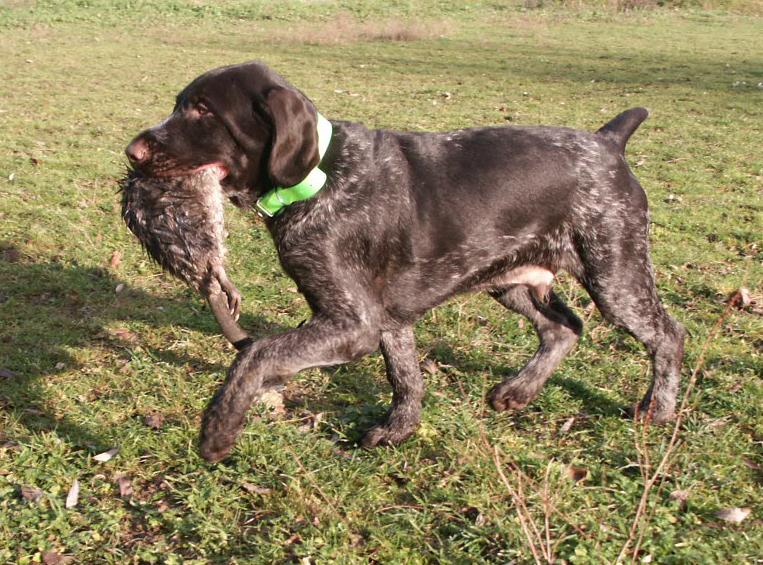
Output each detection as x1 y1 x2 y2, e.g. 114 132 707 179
125 61 685 463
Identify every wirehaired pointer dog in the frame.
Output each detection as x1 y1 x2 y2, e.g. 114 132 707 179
126 61 685 463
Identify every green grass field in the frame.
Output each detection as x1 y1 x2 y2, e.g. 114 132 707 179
1 1 761 563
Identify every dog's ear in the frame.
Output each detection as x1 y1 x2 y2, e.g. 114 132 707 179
264 87 320 187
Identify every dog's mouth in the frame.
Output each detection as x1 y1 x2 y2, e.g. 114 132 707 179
190 163 229 180
142 161 229 181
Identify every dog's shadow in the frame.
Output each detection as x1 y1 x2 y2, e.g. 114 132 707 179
421 340 625 417
283 326 625 447
1 241 626 453
0 242 284 451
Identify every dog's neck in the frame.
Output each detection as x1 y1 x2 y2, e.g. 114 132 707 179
255 114 334 218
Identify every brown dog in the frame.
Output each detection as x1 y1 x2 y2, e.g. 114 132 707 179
126 62 684 462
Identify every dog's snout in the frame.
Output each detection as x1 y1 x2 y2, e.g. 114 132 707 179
126 137 150 164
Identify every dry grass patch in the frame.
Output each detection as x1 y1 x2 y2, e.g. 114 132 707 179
267 12 454 45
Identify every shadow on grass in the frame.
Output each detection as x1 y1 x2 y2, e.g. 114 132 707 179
281 362 390 446
0 237 648 455
424 339 625 418
0 242 284 451
313 39 761 95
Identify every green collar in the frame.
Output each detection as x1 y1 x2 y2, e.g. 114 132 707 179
256 113 332 217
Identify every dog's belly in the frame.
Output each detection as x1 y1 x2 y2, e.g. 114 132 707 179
381 257 558 323
478 265 555 291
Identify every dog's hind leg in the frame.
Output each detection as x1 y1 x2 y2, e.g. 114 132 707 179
361 326 425 448
199 317 380 463
578 238 685 423
488 286 583 412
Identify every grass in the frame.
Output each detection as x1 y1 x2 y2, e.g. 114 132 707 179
0 1 761 563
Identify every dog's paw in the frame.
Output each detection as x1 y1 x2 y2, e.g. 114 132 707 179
199 440 233 463
199 414 239 463
361 424 416 448
488 382 534 412
199 432 235 463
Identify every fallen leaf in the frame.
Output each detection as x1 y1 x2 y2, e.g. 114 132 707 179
65 479 79 509
349 533 365 547
567 465 588 483
284 533 302 546
0 439 17 450
42 551 74 565
110 328 138 344
242 482 271 495
259 389 285 416
664 193 682 204
109 250 122 269
742 457 761 471
728 288 751 309
0 368 16 379
558 417 576 435
20 485 43 502
715 507 751 523
93 447 119 462
144 412 164 430
310 412 324 429
116 475 133 497
156 500 169 512
670 489 689 511
297 412 323 432
332 448 353 460
1 247 20 262
54 362 66 371
670 489 689 501
421 358 439 375
115 283 126 294
708 418 729 430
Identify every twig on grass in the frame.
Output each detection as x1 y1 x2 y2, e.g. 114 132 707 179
283 443 342 522
617 291 743 563
491 445 547 564
476 372 562 563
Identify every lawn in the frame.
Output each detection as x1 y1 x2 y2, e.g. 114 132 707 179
0 1 761 563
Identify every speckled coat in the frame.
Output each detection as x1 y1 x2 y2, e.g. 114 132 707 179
125 62 685 463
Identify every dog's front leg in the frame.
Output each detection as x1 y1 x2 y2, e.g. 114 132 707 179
361 326 425 448
199 318 380 463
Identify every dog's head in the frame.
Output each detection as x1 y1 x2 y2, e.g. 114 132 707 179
125 61 321 207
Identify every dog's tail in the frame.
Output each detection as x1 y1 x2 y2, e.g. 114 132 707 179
596 107 648 154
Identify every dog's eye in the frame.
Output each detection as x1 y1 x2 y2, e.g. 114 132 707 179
195 103 211 117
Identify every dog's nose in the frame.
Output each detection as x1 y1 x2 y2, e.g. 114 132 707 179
126 138 150 164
